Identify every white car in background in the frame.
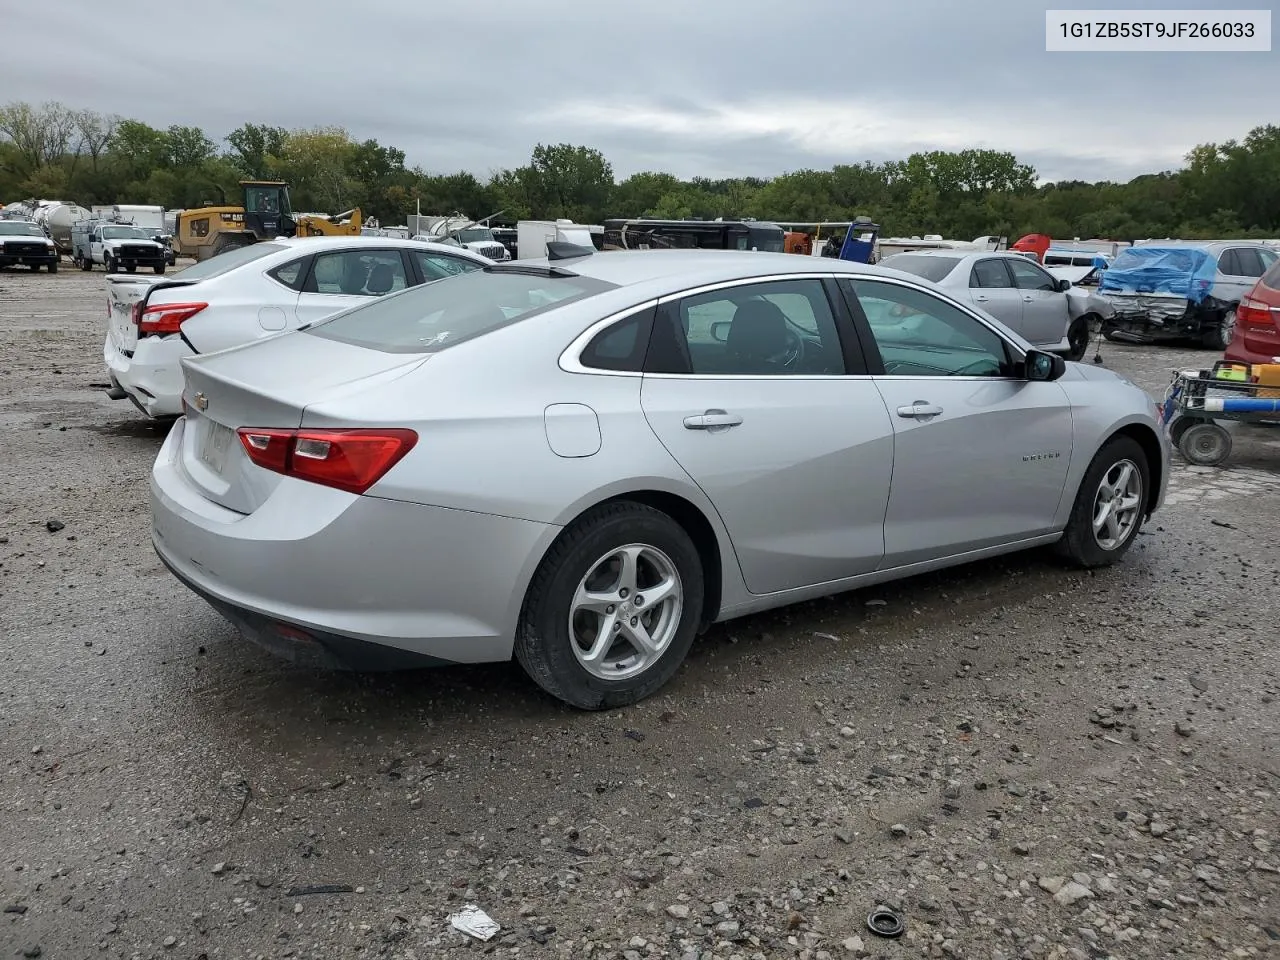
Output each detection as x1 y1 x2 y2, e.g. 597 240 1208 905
104 236 492 418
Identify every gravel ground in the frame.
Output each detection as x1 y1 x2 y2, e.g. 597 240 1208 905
2 266 1278 960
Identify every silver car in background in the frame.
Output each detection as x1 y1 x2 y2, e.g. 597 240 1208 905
151 250 1168 710
879 250 1107 361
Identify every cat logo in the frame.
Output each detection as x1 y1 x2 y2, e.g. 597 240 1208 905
1022 451 1061 462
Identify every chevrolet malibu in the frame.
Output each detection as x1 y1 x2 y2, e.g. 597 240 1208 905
151 249 1169 710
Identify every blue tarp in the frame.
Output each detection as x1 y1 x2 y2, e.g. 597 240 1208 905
1098 246 1218 303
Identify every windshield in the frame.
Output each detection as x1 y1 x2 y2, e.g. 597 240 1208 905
170 242 286 281
456 227 494 243
746 228 785 253
0 222 45 237
880 254 963 282
101 226 149 240
304 268 617 354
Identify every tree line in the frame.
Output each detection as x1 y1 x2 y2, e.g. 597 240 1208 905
2 100 1278 241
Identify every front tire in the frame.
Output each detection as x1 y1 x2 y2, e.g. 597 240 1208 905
1054 436 1149 568
515 502 704 710
48 260 58 273
104 254 115 273
1065 315 1093 361
154 264 165 275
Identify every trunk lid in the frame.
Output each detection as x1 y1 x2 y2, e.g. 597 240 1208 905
177 332 430 514
107 276 196 354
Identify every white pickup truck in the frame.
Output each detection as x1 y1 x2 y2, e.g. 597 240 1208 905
72 222 168 273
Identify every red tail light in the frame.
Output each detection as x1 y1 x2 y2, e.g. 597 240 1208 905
236 427 417 494
135 301 208 335
1239 296 1277 328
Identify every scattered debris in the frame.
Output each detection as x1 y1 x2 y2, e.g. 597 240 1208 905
866 907 905 938
449 904 500 941
44 519 64 533
285 884 354 897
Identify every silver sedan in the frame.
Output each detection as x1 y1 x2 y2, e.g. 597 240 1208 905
151 250 1168 709
879 250 1106 361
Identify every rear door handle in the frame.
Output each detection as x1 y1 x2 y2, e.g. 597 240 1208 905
684 409 743 430
1023 295 1035 302
973 295 990 302
896 402 943 419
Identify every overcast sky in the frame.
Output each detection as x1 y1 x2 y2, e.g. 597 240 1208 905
4 0 1275 184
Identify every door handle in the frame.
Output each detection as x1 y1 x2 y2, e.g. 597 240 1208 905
683 409 743 430
973 295 990 302
1023 295 1035 302
896 402 943 419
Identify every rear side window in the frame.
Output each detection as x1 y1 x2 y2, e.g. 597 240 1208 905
971 259 1013 288
170 242 286 280
304 268 616 354
413 250 482 281
579 306 655 372
1217 249 1239 275
269 257 308 291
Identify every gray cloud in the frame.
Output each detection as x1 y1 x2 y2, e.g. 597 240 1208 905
3 0 1274 183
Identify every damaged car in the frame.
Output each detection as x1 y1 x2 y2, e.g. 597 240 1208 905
1097 241 1278 349
878 250 1105 361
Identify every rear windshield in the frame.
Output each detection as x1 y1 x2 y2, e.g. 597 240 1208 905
879 254 962 282
303 267 617 354
170 242 287 281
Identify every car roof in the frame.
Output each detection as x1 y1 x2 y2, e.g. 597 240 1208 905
273 235 491 259
523 249 889 288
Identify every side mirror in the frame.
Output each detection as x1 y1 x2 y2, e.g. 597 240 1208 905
1025 349 1067 381
710 320 731 343
1056 278 1072 292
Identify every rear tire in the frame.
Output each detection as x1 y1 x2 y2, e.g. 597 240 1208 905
79 254 92 272
1053 436 1149 568
1202 309 1236 350
515 502 704 710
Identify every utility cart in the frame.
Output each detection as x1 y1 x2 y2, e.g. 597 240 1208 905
1161 361 1280 466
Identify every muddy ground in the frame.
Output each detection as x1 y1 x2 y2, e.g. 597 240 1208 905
1 265 1278 960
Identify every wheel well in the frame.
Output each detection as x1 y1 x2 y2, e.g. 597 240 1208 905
1111 424 1164 517
591 491 724 623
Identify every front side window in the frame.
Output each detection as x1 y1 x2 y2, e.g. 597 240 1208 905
311 250 408 296
304 268 616 354
1007 258 1057 292
970 258 1014 289
847 278 1014 378
413 250 482 281
646 279 846 376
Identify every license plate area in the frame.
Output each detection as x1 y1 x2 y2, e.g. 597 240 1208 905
199 421 235 475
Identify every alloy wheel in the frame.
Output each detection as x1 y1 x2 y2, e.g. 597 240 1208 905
567 543 683 681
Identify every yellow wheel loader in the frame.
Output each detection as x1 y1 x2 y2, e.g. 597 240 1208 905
173 181 362 261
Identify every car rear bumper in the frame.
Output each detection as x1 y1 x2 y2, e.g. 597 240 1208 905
103 333 188 417
1224 338 1280 366
150 417 557 669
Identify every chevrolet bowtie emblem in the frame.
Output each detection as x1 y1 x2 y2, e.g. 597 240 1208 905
192 392 208 411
